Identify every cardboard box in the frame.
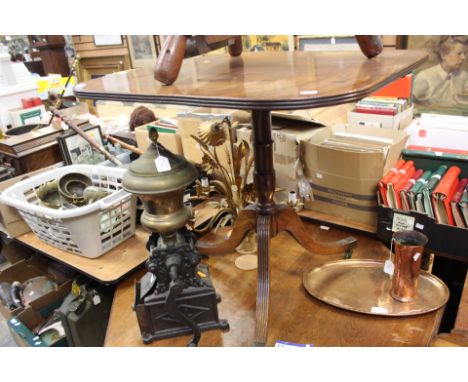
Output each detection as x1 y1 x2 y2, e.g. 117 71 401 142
237 114 326 202
405 113 468 151
0 163 63 237
8 306 68 347
0 237 34 264
348 105 413 130
9 105 46 127
271 126 326 195
301 125 409 227
0 256 72 321
135 123 183 155
96 100 191 120
58 102 89 120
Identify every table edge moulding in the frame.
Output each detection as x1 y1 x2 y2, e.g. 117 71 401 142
74 50 428 110
73 49 428 346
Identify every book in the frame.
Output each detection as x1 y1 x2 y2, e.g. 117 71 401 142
451 178 468 228
400 169 424 211
371 74 413 99
386 161 414 209
461 189 468 227
403 146 468 161
387 166 416 209
417 165 448 217
432 166 461 225
378 159 405 207
408 170 432 211
354 107 397 116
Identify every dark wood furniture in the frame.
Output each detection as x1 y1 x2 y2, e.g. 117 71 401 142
0 125 64 175
28 36 70 77
154 35 382 85
154 35 243 85
74 49 428 346
105 223 444 346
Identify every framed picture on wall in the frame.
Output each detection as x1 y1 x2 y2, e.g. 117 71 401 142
127 35 158 68
58 125 106 165
93 35 123 47
403 35 468 115
241 35 291 52
296 35 359 51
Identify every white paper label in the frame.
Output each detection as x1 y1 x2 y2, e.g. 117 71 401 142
371 306 389 314
392 213 415 232
154 156 171 172
415 223 424 230
299 90 318 95
93 295 101 305
288 191 297 203
201 177 209 187
383 259 394 276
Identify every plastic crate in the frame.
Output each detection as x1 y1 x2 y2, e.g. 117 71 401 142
0 165 136 258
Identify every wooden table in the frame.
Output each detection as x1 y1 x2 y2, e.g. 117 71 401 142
105 221 444 346
16 228 149 285
14 201 217 285
75 49 428 345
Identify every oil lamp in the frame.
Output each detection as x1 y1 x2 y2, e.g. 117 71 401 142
122 128 228 346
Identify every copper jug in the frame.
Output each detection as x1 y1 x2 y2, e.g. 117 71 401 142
390 230 428 302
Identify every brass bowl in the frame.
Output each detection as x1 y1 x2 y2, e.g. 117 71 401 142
36 180 62 209
83 186 110 204
58 173 92 206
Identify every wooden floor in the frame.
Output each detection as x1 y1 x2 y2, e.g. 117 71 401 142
105 221 445 347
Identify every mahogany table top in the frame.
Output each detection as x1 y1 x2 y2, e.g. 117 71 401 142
74 50 427 110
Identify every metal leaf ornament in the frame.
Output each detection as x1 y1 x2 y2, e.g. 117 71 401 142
191 116 256 229
197 119 228 147
201 153 217 174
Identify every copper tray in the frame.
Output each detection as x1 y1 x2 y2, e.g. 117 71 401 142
303 259 449 316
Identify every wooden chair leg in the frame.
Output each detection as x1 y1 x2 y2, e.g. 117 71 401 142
228 36 243 57
154 35 187 85
195 208 257 256
355 35 383 59
276 206 357 255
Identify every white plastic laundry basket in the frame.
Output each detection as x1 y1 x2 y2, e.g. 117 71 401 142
0 165 136 258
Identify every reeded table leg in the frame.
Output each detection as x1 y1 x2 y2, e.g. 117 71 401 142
196 110 357 346
251 110 275 346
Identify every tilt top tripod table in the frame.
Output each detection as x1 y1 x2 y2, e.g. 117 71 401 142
74 49 428 346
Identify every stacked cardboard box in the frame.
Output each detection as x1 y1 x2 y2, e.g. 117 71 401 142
301 125 409 227
0 256 72 321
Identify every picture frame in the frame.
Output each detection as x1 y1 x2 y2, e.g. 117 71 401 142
93 35 123 47
403 35 468 115
296 35 359 52
127 35 158 68
58 124 106 165
242 35 291 52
